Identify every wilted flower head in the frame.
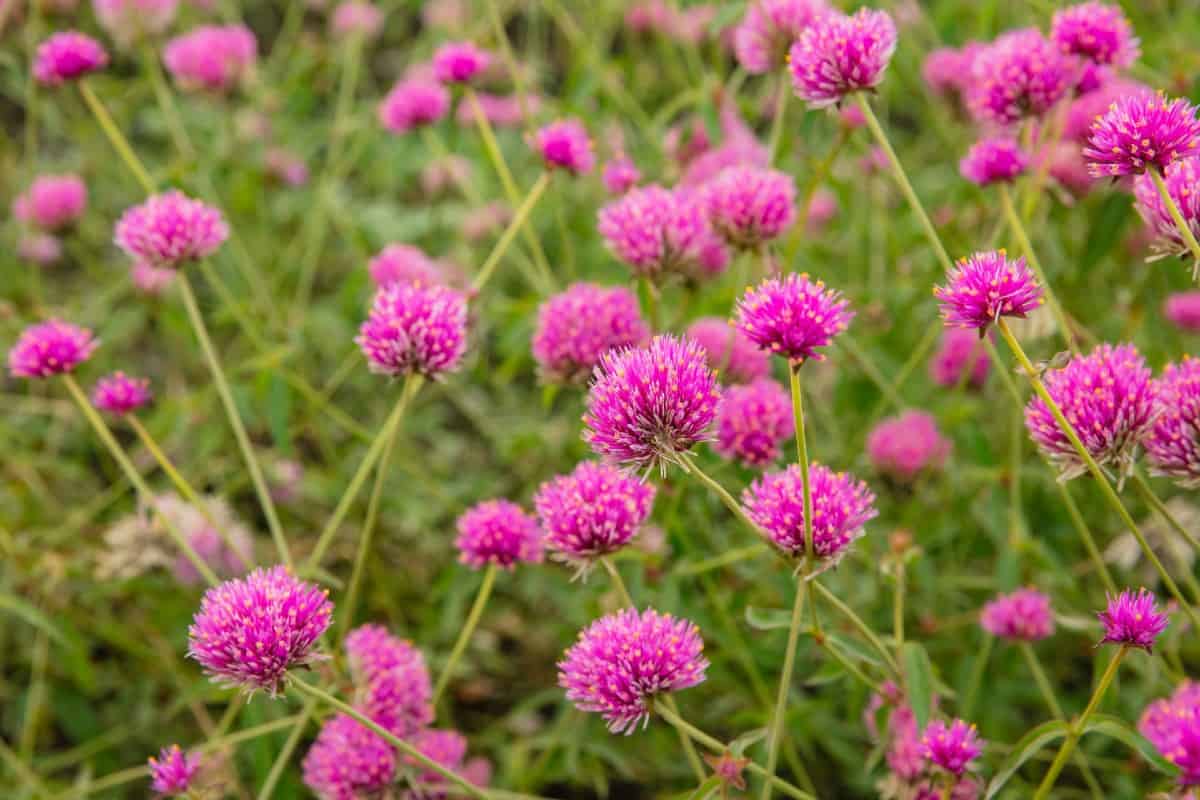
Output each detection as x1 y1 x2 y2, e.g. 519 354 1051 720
13 174 87 231
331 1 383 39
367 243 444 288
455 499 543 570
733 0 830 74
344 624 433 737
302 714 395 800
356 281 468 377
1084 93 1200 177
153 493 254 585
714 378 794 468
558 607 707 733
1025 343 1157 482
378 78 450 133
866 410 951 483
432 41 490 83
94 0 180 48
8 319 97 379
960 137 1029 186
980 588 1055 641
163 25 256 92
186 565 332 694
703 166 796 248
598 185 728 279
531 283 649 384
1134 155 1200 261
602 156 640 195
582 335 722 470
735 272 853 364
1051 2 1138 68
33 31 109 85
1098 588 1168 651
114 190 229 268
535 461 655 567
1165 292 1200 332
91 371 152 416
921 719 982 777
929 328 990 389
148 745 199 797
934 250 1044 331
685 317 771 384
966 29 1073 126
18 233 64 266
787 8 897 107
1146 357 1200 488
534 119 594 175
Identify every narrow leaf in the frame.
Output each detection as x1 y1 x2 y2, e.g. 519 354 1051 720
1083 714 1179 776
984 720 1070 800
744 605 792 631
901 642 934 732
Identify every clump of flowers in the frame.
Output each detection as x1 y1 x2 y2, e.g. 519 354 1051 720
455 499 544 570
733 0 830 74
148 745 199 797
734 273 853 364
1083 93 1200 177
91 371 152 416
598 185 727 279
1098 588 1168 651
535 119 594 175
1134 156 1200 261
94 0 179 48
33 31 109 85
344 624 433 737
367 243 444 288
432 41 491 83
13 174 87 232
1140 682 1200 788
929 328 990 389
302 714 395 800
966 29 1073 126
1146 357 1200 488
713 378 794 468
534 461 655 570
8 319 97 379
1050 2 1139 69
602 155 640 195
163 25 257 92
401 728 491 798
934 250 1044 331
685 317 771 384
531 283 649 384
921 719 983 777
960 137 1029 186
114 190 229 268
702 166 796 249
866 410 951 483
787 8 898 107
378 78 450 133
980 588 1055 642
356 282 469 377
558 607 708 733
1165 292 1200 332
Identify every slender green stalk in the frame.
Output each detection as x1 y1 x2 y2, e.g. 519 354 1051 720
1149 168 1200 280
484 0 532 129
600 557 636 608
1019 642 1064 718
432 563 499 707
641 277 661 331
78 80 156 195
893 559 905 649
141 43 195 159
960 633 993 721
811 580 901 677
1056 481 1117 594
759 578 808 800
1131 471 1200 553
998 184 1075 353
674 451 767 545
256 698 317 800
473 173 552 292
674 543 769 576
788 363 814 567
820 635 885 693
767 79 790 165
795 129 848 247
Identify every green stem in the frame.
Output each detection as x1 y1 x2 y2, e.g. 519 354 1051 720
811 580 901 677
1149 167 1200 280
674 451 766 545
256 698 316 800
767 78 790 165
1019 642 1064 718
432 563 498 707
893 560 905 649
788 362 814 569
141 43 195 159
960 633 993 721
78 80 156 195
998 184 1075 353
759 578 808 800
600 556 636 609
1131 471 1200 553
820 634 885 693
472 173 551 292
1056 481 1117 594
674 543 769 576
641 276 661 331
795 129 847 246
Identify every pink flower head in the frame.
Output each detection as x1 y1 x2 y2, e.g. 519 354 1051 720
1098 588 1168 651
787 8 897 108
703 166 796 248
839 103 866 128
734 272 853 364
532 283 649 384
264 148 309 186
1084 93 1200 177
344 624 433 737
131 261 176 294
148 745 199 796
603 156 640 195
94 0 180 48
454 499 543 570
1051 2 1138 68
13 174 87 231
8 319 97 379
33 31 108 85
432 41 490 83
685 317 771 384
934 250 1043 331
1134 155 1200 260
331 1 383 39
558 607 708 733
535 461 655 566
582 335 722 470
866 410 951 483
378 78 450 133
1147 357 1200 488
91 371 152 415
960 137 1029 186
922 45 979 97
18 234 64 266
1025 343 1157 482
805 187 837 233
980 588 1055 642
367 243 444 288
743 462 877 562
114 190 229 268
966 29 1074 126
885 704 924 780
929 328 990 389
733 0 830 74
403 728 469 796
1140 683 1200 786
156 494 254 586
162 25 257 92
421 155 472 197
1165 292 1200 333
356 281 468 377
921 719 982 777
714 378 794 468
534 118 594 175
302 714 395 800
598 185 727 279
456 91 542 128
186 565 332 694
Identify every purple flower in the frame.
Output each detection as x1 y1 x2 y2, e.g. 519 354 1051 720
1165 292 1200 333
264 148 309 187
302 714 395 800
531 283 649 384
186 565 332 695
598 185 728 279
356 282 468 377
885 704 925 781
866 410 951 483
344 624 433 737
95 0 179 48
734 272 853 364
960 137 1029 186
929 329 990 389
921 719 982 777
1025 343 1157 482
13 174 87 232
558 607 708 734
733 0 830 74
602 155 640 195
1146 357 1200 488
582 335 722 470
1098 588 1168 651
148 745 200 797
368 243 444 288
1140 682 1200 786
402 728 469 798
1134 155 1200 261
922 44 982 97
8 320 97 379
33 32 108 85
432 41 491 83
534 118 594 175
163 25 256 92
787 8 897 108
703 166 796 249
114 190 229 268
378 78 450 133
534 461 655 568
156 493 254 586
966 29 1074 126
934 250 1043 331
331 1 384 39
980 588 1055 642
455 499 543 570
1051 2 1139 68
91 371 152 416
713 378 794 468
685 318 771 384
1084 93 1200 177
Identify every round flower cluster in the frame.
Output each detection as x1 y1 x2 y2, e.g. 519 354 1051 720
19 234 64 266
302 714 396 800
1140 682 1200 788
33 31 109 85
344 624 433 737
1098 588 1168 651
921 719 982 777
534 119 595 175
114 191 230 268
531 283 649 384
1083 93 1200 177
402 728 492 797
866 410 951 483
733 0 830 74
367 243 445 288
455 499 544 570
685 318 771 384
432 41 491 83
960 137 1029 186
91 371 152 416
8 319 97 379
1146 357 1200 488
163 25 257 92
13 174 87 232
95 0 179 48
1165 292 1200 332
1133 156 1200 260
787 8 897 107
148 745 199 797
702 166 796 249
713 378 794 468
934 250 1043 331
929 329 990 389
1050 2 1139 68
378 78 450 133
534 461 656 567
735 273 853 364
356 281 469 377
980 588 1055 642
966 29 1073 126
598 185 727 279
921 43 982 98
602 156 640 195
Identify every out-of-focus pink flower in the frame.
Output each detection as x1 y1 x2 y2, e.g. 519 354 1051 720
163 25 256 92
18 234 63 266
421 155 472 197
603 155 640 195
805 187 837 233
456 91 542 128
330 1 383 39
980 588 1055 641
966 29 1074 126
367 243 443 289
94 0 179 48
713 378 794 468
462 202 511 242
131 261 176 294
733 0 830 74
432 40 490 84
866 410 951 483
378 78 450 133
263 149 309 186
788 8 898 108
14 174 87 231
960 137 1029 186
685 318 771 384
534 119 594 175
33 31 109 85
8 320 97 379
1165 292 1200 333
929 329 990 389
531 283 649 384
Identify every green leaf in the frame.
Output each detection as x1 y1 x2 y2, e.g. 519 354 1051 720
901 642 934 732
1083 714 1179 776
729 727 767 756
744 605 792 631
1081 192 1132 271
984 720 1070 800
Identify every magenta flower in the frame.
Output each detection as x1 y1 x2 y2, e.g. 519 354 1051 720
1140 683 1200 786
966 29 1074 126
367 243 444 288
94 0 179 48
713 378 794 468
1134 156 1200 260
685 318 771 384
91 371 152 416
733 0 830 74
378 78 450 133
934 250 1044 331
432 41 491 83
598 185 727 279
1051 2 1139 68
866 410 951 483
929 328 990 389
1084 93 1200 177
186 565 332 694
344 624 433 737
922 44 981 97
331 1 384 39
1025 343 1157 482
960 137 1029 186
1098 588 1168 651
980 588 1055 642
1146 357 1200 488
885 704 925 781
703 166 796 249
13 174 87 231
403 728 470 796
921 719 982 777
534 461 655 568
302 714 395 800
531 283 649 384
534 118 594 175
582 335 722 470
8 320 97 379
558 607 708 734
148 745 199 797
162 25 256 92
602 156 640 195
33 32 109 85
787 8 897 107
1063 78 1152 143
356 282 468 377
114 191 229 268
455 499 543 570
1165 292 1200 332
734 272 853 364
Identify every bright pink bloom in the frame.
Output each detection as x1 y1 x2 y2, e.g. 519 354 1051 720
534 118 594 175
148 745 199 796
114 190 229 268
330 1 383 39
685 318 771 384
866 410 951 482
703 166 796 248
162 25 256 92
91 371 152 415
929 328 990 389
1098 588 1168 651
367 243 443 288
344 624 433 737
1140 683 1200 786
1134 155 1200 260
531 283 649 384
960 137 1028 186
8 319 97 378
1051 2 1138 68
1146 357 1200 488
302 714 395 800
934 250 1043 331
33 32 108 85
13 174 87 231
788 8 897 107
598 185 728 279
922 719 982 777
980 588 1055 641
733 0 830 74
1084 93 1200 177
1165 292 1200 332
378 78 450 133
94 0 179 48
356 282 468 377
602 155 640 195
535 461 655 566
432 41 490 83
455 499 543 570
734 272 853 363
966 29 1073 126
402 729 471 797
714 378 794 468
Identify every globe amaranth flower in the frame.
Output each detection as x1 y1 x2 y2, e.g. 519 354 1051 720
1063 78 1152 142
302 714 395 800
582 335 722 470
929 328 990 389
1166 292 1200 333
921 719 983 777
1146 357 1200 488
368 243 444 288
91 371 152 416
1051 2 1139 69
713 378 794 468
787 8 897 108
114 190 229 268
152 493 254 586
1098 588 1168 651
558 607 708 734
534 118 594 175
535 461 655 570
330 1 384 39
344 624 433 737
866 410 951 483
966 29 1073 126
960 137 1029 186
432 41 490 83
400 728 475 799
934 250 1043 331
532 283 649 384
19 234 63 266
1134 155 1200 261
187 565 332 694
33 32 109 85
921 43 981 98
8 320 97 379
602 156 640 195
1140 683 1200 787
1083 93 1200 177
980 588 1055 642
148 745 199 797
702 166 796 249
1025 343 1157 482
685 318 771 384
598 185 727 279
163 25 256 92
733 0 830 74
734 272 853 364
13 174 87 232
378 78 450 133
95 0 179 48
455 499 543 570
356 281 468 377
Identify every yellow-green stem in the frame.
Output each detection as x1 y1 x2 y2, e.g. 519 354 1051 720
998 184 1075 353
674 451 767 545
78 80 156 195
472 173 551 292
1056 481 1117 594
788 362 814 568
1149 167 1200 280
811 580 901 676
141 43 195 159
759 578 808 800
767 79 790 165
256 697 316 800
432 563 498 707
641 276 661 331
893 561 905 649
1132 471 1200 553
